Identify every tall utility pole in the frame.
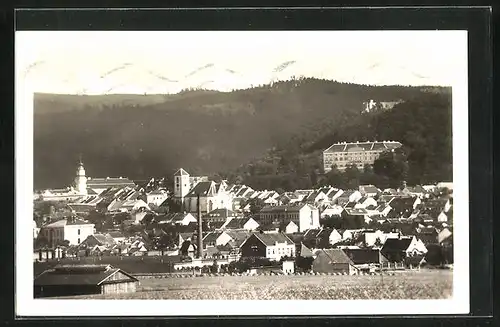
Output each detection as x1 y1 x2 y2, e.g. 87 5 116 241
197 193 203 259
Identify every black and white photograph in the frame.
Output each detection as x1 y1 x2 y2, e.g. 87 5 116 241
16 28 469 316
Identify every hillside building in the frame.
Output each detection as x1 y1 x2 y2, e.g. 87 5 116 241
323 141 402 172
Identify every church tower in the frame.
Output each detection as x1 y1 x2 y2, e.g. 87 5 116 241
173 168 190 201
75 157 87 195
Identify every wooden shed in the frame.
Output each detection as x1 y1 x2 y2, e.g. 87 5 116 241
34 264 139 298
312 249 358 275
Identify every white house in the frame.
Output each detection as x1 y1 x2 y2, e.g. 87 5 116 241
160 213 198 226
374 203 392 217
379 232 400 243
422 185 437 192
342 229 365 240
40 217 95 246
240 232 295 261
355 230 388 247
320 204 344 218
258 204 320 232
223 217 260 231
131 209 150 224
293 190 314 202
108 199 149 213
146 189 169 206
336 190 362 206
304 190 329 205
404 186 428 199
359 185 381 197
33 220 40 239
328 189 344 203
438 227 453 244
437 211 449 223
203 231 234 247
263 195 279 205
380 235 428 267
284 221 299 234
318 228 342 245
354 196 378 209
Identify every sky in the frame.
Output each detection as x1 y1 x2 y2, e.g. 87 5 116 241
16 30 467 94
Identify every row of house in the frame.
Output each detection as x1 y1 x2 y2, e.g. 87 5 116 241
34 165 452 250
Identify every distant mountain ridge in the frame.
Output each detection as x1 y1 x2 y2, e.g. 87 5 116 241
24 59 449 96
33 78 450 190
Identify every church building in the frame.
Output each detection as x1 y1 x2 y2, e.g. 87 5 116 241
172 168 231 215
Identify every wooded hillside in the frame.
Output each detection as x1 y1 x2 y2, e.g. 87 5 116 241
33 78 448 190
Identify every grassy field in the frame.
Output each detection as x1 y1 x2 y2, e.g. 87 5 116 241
69 270 452 300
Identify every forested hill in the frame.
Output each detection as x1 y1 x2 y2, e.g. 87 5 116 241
226 91 452 191
33 78 446 190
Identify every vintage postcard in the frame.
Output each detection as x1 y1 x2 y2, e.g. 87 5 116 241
16 29 469 316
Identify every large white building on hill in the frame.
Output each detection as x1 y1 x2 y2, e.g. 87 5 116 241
323 141 402 172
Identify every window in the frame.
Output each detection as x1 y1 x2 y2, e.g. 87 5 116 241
78 229 81 235
77 238 80 244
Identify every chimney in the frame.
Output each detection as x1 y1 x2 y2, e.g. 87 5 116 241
197 193 203 258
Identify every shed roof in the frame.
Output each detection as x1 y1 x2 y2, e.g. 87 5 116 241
34 265 137 286
381 237 413 252
342 248 380 264
319 249 354 265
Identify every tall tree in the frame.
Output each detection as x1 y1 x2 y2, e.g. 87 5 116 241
344 164 361 190
373 148 409 189
322 164 345 188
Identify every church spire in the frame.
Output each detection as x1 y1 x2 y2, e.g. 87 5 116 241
75 154 87 195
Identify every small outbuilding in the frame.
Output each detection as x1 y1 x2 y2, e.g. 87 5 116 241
312 249 358 275
34 264 139 298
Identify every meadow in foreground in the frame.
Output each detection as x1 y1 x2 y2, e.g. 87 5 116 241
71 269 452 300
